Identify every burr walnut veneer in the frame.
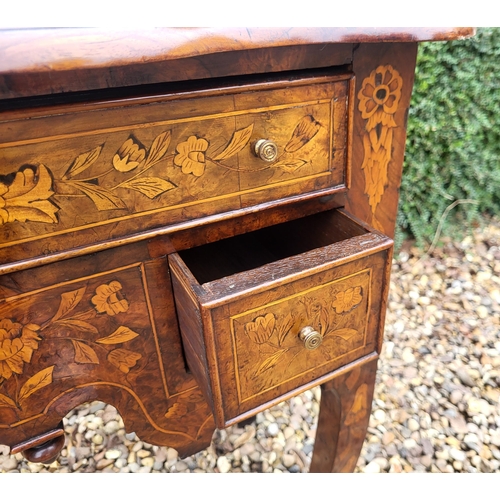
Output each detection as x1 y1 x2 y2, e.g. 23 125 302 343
0 28 473 471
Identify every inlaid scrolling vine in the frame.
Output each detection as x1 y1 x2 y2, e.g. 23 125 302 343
0 280 141 411
243 285 364 377
357 65 403 216
0 115 321 226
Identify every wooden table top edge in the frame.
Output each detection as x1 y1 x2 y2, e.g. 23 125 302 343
0 27 475 74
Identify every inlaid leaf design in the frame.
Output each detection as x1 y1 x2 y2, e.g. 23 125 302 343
0 393 17 409
107 349 141 373
330 328 358 341
255 349 288 376
164 402 188 419
69 181 127 211
212 124 254 160
272 159 307 173
55 319 98 334
63 145 102 179
285 115 321 153
277 313 294 346
119 177 176 199
96 326 139 345
18 366 54 402
71 340 99 364
143 131 171 169
0 165 59 225
51 287 86 322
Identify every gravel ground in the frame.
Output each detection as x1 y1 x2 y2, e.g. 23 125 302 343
1 218 499 473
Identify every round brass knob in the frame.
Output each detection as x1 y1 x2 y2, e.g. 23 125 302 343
299 326 322 350
254 139 278 162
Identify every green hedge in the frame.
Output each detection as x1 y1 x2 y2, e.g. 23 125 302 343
397 27 500 248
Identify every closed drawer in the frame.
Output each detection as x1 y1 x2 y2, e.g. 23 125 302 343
0 243 213 454
0 72 352 266
168 209 393 427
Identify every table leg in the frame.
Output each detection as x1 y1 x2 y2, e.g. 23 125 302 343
309 357 378 472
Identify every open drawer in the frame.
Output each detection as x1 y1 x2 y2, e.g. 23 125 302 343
168 209 393 427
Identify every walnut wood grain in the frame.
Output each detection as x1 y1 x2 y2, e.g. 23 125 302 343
0 28 474 99
0 30 475 470
309 357 378 472
345 43 419 239
0 243 215 458
169 209 392 427
0 73 350 270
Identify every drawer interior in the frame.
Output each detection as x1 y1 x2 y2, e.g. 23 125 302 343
177 209 369 284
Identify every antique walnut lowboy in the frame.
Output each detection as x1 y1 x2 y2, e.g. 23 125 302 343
0 28 474 471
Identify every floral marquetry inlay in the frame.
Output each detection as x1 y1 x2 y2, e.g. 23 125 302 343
0 278 142 411
357 65 403 215
0 78 352 263
0 115 324 226
232 269 373 403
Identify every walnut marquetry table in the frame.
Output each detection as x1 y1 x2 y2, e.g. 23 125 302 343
0 28 474 471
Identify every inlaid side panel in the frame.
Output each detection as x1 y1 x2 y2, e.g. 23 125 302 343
0 247 214 457
0 76 352 265
346 43 418 238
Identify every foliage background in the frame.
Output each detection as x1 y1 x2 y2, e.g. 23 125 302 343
397 27 500 249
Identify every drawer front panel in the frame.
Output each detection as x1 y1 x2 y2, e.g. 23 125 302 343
0 75 351 265
212 252 387 422
0 246 213 452
230 268 372 404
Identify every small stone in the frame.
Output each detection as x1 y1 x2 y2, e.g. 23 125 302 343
373 409 386 424
267 423 279 437
402 348 416 364
1 456 18 471
364 461 381 473
407 418 420 432
104 449 121 460
103 420 120 434
217 456 231 473
382 432 395 445
92 434 104 445
141 457 155 468
175 461 189 472
450 390 463 405
449 448 466 462
282 454 295 468
450 414 468 434
456 368 476 387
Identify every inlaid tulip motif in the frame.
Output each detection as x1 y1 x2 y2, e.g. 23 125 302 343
244 285 365 376
0 115 321 225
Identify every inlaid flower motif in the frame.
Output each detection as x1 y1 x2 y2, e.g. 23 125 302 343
174 136 209 177
245 313 276 345
0 165 58 225
107 348 141 374
332 286 363 314
358 65 403 129
91 281 129 316
0 319 42 382
113 137 146 172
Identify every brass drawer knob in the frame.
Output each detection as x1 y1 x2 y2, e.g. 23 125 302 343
254 139 278 162
299 326 322 350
